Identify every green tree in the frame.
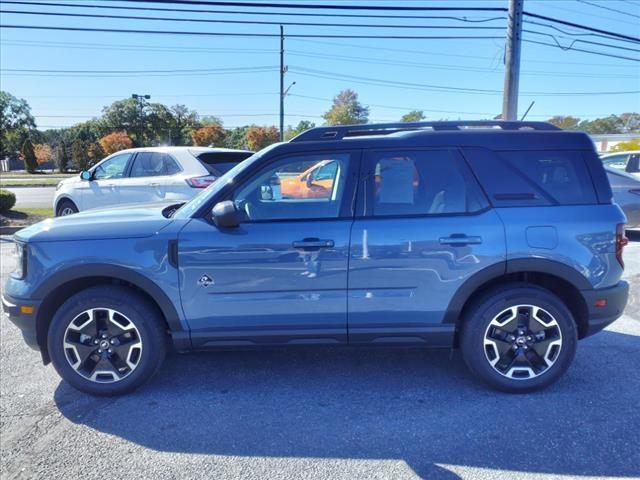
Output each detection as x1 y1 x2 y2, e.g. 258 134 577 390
167 104 200 146
578 115 625 134
71 139 89 171
225 126 251 150
284 120 315 140
611 139 640 152
547 116 580 130
21 139 38 173
400 110 425 123
322 90 369 126
55 141 69 173
1 91 36 159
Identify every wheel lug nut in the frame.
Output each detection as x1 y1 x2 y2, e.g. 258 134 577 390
93 339 99 345
108 349 113 354
110 339 116 345
101 334 107 339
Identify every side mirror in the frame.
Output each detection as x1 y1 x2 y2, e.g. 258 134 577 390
212 200 240 228
80 171 92 181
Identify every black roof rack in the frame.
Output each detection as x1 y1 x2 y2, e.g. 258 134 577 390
290 120 560 143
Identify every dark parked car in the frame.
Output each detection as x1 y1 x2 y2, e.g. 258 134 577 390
4 121 629 395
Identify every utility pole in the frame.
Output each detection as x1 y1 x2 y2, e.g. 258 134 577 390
132 93 150 146
502 0 524 121
279 25 285 141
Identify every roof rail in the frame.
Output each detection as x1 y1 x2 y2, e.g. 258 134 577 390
290 120 560 142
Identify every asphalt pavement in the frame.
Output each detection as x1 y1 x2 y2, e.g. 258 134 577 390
5 187 55 209
1 233 639 480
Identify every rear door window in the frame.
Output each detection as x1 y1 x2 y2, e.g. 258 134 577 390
130 152 181 177
361 149 488 217
497 150 597 205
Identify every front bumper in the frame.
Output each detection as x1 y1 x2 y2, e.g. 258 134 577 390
580 281 629 337
1 293 41 350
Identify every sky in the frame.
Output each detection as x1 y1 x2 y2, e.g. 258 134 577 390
0 0 639 131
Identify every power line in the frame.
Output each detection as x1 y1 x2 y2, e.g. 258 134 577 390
288 66 640 96
0 24 504 40
522 38 640 63
576 0 640 19
0 1 507 23
288 38 638 67
286 50 637 78
90 0 509 12
0 9 509 30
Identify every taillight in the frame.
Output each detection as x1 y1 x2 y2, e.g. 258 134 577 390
630 188 640 197
616 223 629 268
186 175 217 188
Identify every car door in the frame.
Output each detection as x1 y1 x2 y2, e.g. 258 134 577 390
178 150 359 347
119 152 182 205
347 148 506 346
81 152 133 211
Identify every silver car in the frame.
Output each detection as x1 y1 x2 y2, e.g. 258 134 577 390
606 166 640 229
601 150 640 179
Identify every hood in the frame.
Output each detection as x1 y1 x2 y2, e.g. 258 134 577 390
15 202 177 243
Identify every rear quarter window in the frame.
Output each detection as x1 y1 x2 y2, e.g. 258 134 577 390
498 150 597 205
197 152 253 176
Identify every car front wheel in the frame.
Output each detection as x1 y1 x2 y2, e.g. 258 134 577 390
47 286 167 396
56 199 78 217
460 284 578 393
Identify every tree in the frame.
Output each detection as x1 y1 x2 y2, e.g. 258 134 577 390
87 142 106 167
102 98 148 146
401 110 425 123
225 126 250 150
21 139 38 173
99 131 133 156
246 126 280 151
71 139 89 171
1 91 36 159
191 125 226 147
610 139 640 152
547 116 580 130
284 120 315 140
167 104 200 145
34 144 53 166
577 115 625 134
55 141 70 173
322 89 369 126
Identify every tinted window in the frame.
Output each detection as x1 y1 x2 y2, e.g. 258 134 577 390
363 149 486 216
498 150 597 204
130 152 180 177
93 153 131 180
232 153 349 221
197 152 253 176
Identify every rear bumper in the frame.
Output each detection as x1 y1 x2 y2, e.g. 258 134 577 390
1 293 41 350
580 281 629 338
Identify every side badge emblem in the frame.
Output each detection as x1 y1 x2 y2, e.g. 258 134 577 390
198 274 214 287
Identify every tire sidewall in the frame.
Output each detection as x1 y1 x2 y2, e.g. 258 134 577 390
56 200 78 217
48 287 166 396
461 286 578 393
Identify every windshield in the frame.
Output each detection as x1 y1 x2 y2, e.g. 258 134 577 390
173 144 280 219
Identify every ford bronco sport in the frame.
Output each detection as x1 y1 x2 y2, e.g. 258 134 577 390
3 121 629 395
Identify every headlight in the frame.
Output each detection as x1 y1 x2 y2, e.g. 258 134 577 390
12 242 26 279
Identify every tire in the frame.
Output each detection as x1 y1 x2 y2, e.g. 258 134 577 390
56 199 78 217
460 284 577 393
47 285 167 396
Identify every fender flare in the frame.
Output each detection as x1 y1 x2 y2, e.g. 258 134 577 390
442 258 590 324
33 263 185 333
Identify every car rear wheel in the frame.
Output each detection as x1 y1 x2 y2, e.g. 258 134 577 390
56 199 78 217
460 284 577 393
48 286 167 396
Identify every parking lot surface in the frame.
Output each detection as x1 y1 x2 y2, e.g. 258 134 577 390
1 233 639 480
5 187 55 209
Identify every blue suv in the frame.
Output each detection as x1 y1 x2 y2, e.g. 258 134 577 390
3 121 629 395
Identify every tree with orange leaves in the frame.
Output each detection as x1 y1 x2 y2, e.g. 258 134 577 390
246 126 279 151
99 131 133 156
191 125 226 147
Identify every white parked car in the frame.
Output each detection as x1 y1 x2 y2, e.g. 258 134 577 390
53 147 253 216
600 150 640 179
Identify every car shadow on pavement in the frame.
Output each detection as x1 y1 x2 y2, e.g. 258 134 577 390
54 330 640 479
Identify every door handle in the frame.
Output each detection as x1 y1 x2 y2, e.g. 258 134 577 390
439 234 482 246
149 183 160 187
292 238 335 250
